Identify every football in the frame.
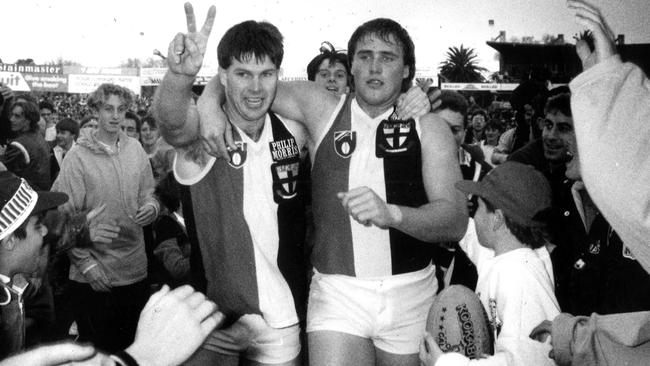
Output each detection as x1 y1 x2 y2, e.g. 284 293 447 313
426 285 494 359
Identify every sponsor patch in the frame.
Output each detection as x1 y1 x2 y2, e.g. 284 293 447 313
334 130 356 158
269 137 300 162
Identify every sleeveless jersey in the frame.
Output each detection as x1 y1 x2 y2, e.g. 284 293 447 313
311 95 434 277
175 113 306 327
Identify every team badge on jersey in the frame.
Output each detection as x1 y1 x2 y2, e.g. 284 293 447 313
271 157 300 203
228 142 247 169
376 118 417 157
334 130 356 158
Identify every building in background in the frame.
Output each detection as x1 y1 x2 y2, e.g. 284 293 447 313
487 33 650 84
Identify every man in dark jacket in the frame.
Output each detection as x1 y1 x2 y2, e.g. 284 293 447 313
2 101 51 190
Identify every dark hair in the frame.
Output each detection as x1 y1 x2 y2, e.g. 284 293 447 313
11 222 28 240
79 115 97 129
12 101 41 132
544 92 571 117
155 173 181 213
485 118 504 132
483 198 548 249
306 47 350 81
348 18 415 92
136 109 148 119
471 109 487 120
14 93 37 105
11 212 46 240
87 83 134 111
217 21 284 69
38 100 55 112
55 117 80 138
141 115 157 129
124 111 142 132
436 90 469 123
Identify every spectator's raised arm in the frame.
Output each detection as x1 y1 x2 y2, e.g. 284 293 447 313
568 0 650 273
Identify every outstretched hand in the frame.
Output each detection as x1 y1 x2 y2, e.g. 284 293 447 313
568 0 617 70
167 2 216 77
0 342 109 366
127 285 224 366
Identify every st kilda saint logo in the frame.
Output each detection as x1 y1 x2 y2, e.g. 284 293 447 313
271 158 300 203
228 141 247 169
375 118 417 158
334 131 356 158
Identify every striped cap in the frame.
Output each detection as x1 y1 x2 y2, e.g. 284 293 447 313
0 171 68 240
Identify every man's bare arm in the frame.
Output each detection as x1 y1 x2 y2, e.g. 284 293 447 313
397 114 468 242
153 3 215 147
339 114 468 242
154 73 200 147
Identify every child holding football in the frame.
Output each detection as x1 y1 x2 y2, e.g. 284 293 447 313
420 162 560 366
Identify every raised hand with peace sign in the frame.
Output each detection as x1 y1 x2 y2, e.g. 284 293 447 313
167 2 216 77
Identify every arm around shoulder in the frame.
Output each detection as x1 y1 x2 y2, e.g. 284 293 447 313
271 81 339 139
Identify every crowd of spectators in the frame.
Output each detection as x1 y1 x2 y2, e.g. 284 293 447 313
0 92 153 128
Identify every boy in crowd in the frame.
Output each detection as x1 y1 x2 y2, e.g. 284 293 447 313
51 83 158 352
0 171 68 358
420 162 560 366
50 117 79 181
306 42 350 96
3 101 51 190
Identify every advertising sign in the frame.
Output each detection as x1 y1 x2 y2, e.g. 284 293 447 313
68 74 140 94
0 63 62 74
22 73 68 92
0 71 32 92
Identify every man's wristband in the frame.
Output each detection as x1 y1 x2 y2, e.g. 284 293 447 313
111 350 139 366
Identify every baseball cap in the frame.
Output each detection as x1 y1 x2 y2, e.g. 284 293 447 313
455 161 551 227
0 171 68 240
